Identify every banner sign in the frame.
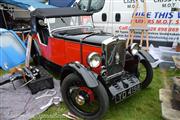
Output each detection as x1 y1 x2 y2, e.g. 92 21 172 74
117 0 180 42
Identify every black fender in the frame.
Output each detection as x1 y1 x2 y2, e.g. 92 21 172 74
125 49 151 74
136 50 148 60
136 49 155 63
60 62 98 88
125 49 153 75
124 52 139 74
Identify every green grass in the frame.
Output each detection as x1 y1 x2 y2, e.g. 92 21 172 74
0 68 179 120
32 68 179 120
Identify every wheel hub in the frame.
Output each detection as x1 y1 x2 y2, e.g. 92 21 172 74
75 95 85 106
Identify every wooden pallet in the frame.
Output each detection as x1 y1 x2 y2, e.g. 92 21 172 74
172 56 180 69
159 89 180 120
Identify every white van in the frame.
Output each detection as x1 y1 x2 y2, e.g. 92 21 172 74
77 0 180 46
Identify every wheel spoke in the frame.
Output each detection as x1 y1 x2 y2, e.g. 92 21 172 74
138 62 147 82
68 83 100 114
62 73 109 119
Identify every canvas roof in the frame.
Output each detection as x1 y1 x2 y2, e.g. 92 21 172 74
31 7 93 18
48 0 75 7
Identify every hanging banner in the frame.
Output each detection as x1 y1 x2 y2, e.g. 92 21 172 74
116 0 180 42
93 0 180 42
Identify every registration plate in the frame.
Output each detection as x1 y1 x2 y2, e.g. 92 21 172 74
115 84 140 103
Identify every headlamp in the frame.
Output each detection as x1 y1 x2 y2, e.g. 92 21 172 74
87 52 101 68
128 43 140 55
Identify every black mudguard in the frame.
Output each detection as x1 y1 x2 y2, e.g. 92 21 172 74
124 52 139 74
125 49 151 74
61 62 98 88
137 49 156 63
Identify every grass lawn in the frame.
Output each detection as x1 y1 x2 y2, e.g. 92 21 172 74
0 68 179 120
32 68 179 120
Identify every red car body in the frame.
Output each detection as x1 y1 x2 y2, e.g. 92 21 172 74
33 35 102 74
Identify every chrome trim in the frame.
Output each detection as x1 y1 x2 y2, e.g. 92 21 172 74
87 52 101 68
102 37 126 65
102 37 116 45
106 71 124 81
128 43 140 55
102 37 126 45
102 39 117 67
102 37 126 78
130 43 139 50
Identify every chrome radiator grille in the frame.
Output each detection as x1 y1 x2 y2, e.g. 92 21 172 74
103 39 126 76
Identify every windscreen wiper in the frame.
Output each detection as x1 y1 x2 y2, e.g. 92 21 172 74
81 31 103 40
60 17 68 26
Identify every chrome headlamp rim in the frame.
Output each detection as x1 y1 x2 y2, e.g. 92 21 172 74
87 52 101 68
128 43 140 55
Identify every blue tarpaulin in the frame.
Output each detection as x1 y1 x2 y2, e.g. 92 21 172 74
0 28 26 70
0 0 55 10
49 0 75 7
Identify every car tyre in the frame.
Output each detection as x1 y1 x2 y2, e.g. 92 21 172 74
61 73 109 120
138 60 153 89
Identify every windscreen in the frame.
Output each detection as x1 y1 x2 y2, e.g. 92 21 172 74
47 16 94 34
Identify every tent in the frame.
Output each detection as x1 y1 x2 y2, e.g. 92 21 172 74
48 0 75 7
0 28 26 70
0 0 56 30
0 0 55 10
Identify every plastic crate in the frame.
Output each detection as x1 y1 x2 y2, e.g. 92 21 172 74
27 66 54 94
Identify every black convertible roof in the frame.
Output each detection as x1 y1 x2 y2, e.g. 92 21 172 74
31 7 93 18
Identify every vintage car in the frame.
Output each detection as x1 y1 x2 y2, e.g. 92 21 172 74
30 8 153 119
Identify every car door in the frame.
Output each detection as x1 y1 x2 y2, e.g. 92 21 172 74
36 25 50 60
47 37 66 66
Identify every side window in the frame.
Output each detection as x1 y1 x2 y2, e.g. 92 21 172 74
78 0 89 11
102 13 107 22
90 0 105 12
78 0 105 13
115 13 121 22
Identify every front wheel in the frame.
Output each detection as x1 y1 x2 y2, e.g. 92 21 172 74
61 73 109 120
137 60 153 89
